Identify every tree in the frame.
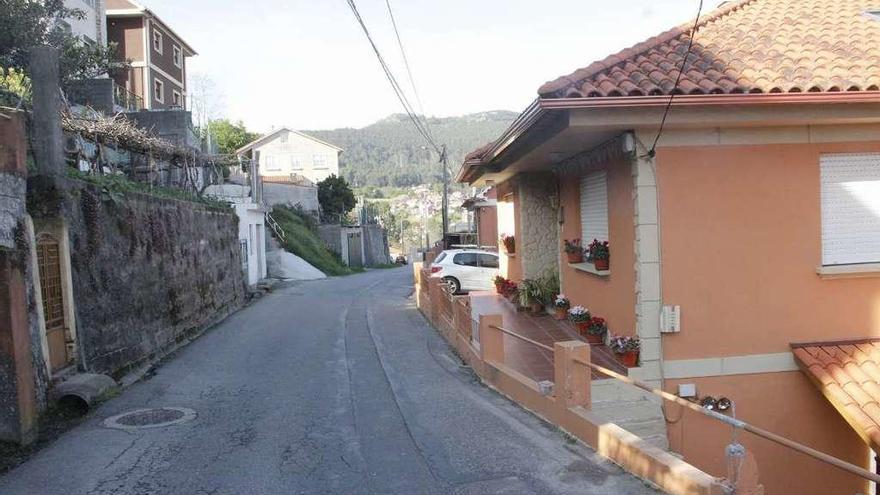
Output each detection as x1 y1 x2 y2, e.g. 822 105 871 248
317 175 356 223
0 0 127 88
207 119 259 155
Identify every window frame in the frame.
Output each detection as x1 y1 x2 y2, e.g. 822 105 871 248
171 89 182 107
153 78 164 103
172 44 182 68
579 170 609 246
478 253 499 269
819 152 880 266
312 153 328 169
453 252 479 267
152 28 164 55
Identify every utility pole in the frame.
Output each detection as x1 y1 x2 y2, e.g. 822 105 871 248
440 144 449 249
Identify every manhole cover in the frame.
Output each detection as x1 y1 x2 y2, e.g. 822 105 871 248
104 407 196 431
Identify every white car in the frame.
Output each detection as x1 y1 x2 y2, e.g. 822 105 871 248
429 249 499 293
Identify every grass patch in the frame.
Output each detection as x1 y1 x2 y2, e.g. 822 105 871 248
370 263 402 269
271 206 362 276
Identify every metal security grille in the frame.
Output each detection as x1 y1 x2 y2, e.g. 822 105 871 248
37 237 64 329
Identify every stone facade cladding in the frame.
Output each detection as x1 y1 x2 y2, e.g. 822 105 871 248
518 173 559 279
27 177 246 377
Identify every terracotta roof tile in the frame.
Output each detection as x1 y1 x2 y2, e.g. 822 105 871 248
539 0 880 99
792 339 880 450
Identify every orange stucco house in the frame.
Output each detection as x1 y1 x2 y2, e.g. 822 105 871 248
457 0 880 493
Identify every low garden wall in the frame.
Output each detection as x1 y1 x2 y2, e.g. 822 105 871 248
412 262 736 495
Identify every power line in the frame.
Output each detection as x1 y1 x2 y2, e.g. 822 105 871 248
345 0 440 155
384 0 432 140
647 0 704 157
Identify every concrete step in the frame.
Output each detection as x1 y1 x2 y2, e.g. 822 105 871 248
591 399 664 423
590 378 669 451
591 378 661 404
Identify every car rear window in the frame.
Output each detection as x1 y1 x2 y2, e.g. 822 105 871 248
434 252 447 263
453 253 479 267
478 254 499 268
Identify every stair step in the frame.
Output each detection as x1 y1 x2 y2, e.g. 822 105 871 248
591 401 664 423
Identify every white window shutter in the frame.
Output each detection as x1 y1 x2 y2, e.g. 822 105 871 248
820 153 880 265
580 171 609 244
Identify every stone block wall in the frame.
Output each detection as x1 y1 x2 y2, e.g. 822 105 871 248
518 173 559 279
362 224 390 266
27 177 246 377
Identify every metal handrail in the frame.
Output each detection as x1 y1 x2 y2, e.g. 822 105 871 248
487 324 880 485
265 212 286 242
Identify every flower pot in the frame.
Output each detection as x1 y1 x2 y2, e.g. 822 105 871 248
574 320 590 335
530 303 544 315
503 238 516 254
594 258 609 271
585 332 604 345
616 350 639 367
566 252 584 264
553 307 568 320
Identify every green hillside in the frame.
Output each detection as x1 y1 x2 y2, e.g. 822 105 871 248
307 110 517 188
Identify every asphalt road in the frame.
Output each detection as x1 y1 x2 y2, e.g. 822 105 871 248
0 267 657 494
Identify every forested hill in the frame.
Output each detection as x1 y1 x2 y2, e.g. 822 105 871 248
306 110 517 187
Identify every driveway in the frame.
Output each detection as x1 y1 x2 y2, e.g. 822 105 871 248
0 267 657 494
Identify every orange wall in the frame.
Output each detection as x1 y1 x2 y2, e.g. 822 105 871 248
665 372 868 495
559 156 636 336
657 141 880 360
477 205 498 248
498 191 522 281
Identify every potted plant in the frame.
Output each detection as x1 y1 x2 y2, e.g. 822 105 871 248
502 280 518 303
518 278 546 315
609 335 641 367
585 316 607 345
568 306 591 334
564 239 584 264
493 275 507 294
500 234 516 254
553 294 570 320
588 239 610 271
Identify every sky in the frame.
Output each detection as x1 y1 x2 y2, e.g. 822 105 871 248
143 0 704 133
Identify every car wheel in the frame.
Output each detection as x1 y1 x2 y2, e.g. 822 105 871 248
442 277 461 294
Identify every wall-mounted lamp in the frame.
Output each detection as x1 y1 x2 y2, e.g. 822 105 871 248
699 395 733 412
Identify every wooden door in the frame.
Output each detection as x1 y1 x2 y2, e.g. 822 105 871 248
36 234 69 372
347 232 363 268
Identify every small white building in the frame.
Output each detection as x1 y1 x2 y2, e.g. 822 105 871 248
235 128 342 185
61 0 108 46
203 184 267 287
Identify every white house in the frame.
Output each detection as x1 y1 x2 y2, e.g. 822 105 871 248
235 128 342 185
61 0 108 46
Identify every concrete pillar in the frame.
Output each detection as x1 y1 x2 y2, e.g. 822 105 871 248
553 341 591 409
28 46 64 177
479 314 504 364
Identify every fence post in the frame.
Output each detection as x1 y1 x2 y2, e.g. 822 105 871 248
479 314 504 365
29 46 63 177
554 341 591 409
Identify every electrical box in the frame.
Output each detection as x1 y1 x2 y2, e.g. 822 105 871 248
678 383 697 398
661 305 681 333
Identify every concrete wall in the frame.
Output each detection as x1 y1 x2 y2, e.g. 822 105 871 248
66 78 115 114
0 111 48 444
518 173 558 279
233 202 267 286
123 110 200 149
27 177 246 378
362 224 390 266
262 182 320 214
256 130 340 184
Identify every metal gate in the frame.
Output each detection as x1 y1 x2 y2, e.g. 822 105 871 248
347 232 363 268
36 233 69 372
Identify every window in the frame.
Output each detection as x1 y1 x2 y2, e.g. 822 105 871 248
434 252 447 263
313 154 327 169
820 153 880 265
172 90 182 107
172 45 182 68
264 155 280 171
152 29 163 54
279 132 288 144
579 170 609 245
453 252 479 267
153 78 164 103
478 253 499 269
290 153 303 170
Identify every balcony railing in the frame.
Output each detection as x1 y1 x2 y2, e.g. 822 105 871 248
113 83 143 112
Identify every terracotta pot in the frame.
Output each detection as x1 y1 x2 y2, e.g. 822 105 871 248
566 252 584 264
503 238 516 254
617 350 639 367
530 303 544 315
574 320 590 335
594 258 609 271
585 332 604 345
553 307 567 320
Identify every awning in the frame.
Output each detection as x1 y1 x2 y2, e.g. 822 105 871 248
792 338 880 450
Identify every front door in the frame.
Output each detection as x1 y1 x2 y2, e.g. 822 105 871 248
36 234 69 372
347 232 363 268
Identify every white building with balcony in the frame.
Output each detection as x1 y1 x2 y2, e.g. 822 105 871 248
61 0 108 46
236 128 342 185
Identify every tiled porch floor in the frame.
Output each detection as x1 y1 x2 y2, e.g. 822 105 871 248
469 292 627 382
